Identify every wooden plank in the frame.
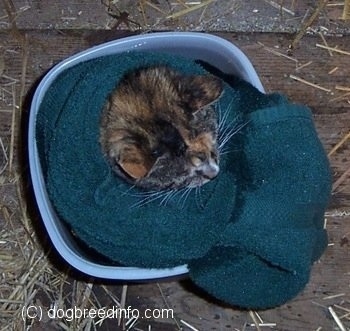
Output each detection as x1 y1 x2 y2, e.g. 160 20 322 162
0 0 348 33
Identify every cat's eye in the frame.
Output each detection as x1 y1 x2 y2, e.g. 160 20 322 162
191 156 203 167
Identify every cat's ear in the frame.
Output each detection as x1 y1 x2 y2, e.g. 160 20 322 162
117 144 154 179
181 75 223 112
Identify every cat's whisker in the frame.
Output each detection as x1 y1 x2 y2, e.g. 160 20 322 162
177 186 193 208
218 123 236 146
159 189 177 206
195 186 204 210
136 190 161 197
129 190 167 209
120 184 138 197
168 187 190 207
216 102 224 128
219 111 241 132
218 114 242 146
218 120 250 151
130 196 159 209
218 105 230 132
176 187 189 206
125 188 163 198
182 188 194 208
219 148 238 156
217 99 235 131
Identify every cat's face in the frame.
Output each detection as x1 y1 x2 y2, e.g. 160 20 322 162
100 66 223 191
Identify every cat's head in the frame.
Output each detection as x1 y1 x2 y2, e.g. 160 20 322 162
101 66 223 191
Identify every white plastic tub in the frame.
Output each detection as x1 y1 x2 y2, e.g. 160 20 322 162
28 32 264 280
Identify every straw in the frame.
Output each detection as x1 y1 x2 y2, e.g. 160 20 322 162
166 0 216 19
289 74 332 93
263 0 295 16
342 0 350 19
316 43 350 56
290 0 329 49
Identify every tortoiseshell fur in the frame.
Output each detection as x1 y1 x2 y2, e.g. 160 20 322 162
100 66 223 190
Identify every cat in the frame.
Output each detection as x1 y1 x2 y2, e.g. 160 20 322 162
99 65 224 191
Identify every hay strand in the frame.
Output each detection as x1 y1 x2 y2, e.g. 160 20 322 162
258 42 299 64
0 52 5 76
318 32 333 56
289 74 332 92
119 284 128 327
145 1 167 15
180 319 200 331
332 165 350 192
138 0 148 27
263 0 295 15
316 43 350 56
2 0 26 43
329 92 350 102
175 0 191 8
19 34 29 108
328 131 350 157
328 66 338 74
328 306 347 331
335 85 350 92
166 0 216 19
296 61 313 71
323 293 346 300
334 304 350 319
0 137 8 175
342 0 350 19
290 0 329 49
249 311 263 331
157 283 181 330
8 84 16 174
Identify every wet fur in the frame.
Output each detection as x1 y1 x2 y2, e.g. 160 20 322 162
100 66 223 191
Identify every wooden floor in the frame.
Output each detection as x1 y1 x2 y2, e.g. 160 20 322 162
0 1 350 330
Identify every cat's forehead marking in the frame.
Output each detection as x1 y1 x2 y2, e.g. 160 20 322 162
186 132 216 152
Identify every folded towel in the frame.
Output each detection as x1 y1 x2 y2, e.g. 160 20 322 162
35 50 331 309
189 104 331 309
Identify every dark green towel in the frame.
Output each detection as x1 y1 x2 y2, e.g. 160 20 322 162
189 104 331 308
35 51 331 309
37 52 241 268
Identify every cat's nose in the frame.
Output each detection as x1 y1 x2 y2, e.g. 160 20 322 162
206 165 219 179
197 163 219 179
